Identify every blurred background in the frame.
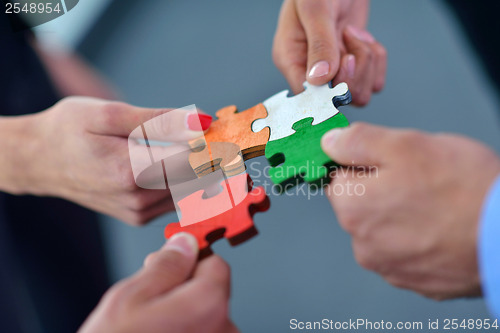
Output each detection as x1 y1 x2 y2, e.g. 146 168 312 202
35 0 500 331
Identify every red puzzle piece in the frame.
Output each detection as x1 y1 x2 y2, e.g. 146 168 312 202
164 173 270 258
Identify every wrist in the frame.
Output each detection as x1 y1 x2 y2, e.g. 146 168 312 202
0 113 43 195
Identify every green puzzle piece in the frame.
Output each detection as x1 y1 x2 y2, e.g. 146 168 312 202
265 113 349 191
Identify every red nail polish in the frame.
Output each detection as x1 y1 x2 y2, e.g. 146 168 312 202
187 113 212 131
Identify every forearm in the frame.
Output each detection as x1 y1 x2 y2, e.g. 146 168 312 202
0 114 40 195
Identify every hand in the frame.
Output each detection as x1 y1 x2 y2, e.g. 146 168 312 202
272 0 387 105
7 97 211 225
321 123 500 299
79 233 239 333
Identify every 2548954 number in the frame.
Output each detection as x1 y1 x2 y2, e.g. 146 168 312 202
5 2 61 14
443 319 499 330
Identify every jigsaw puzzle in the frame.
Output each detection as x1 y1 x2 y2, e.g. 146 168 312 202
164 173 270 258
189 142 245 177
252 82 351 141
189 104 270 176
265 113 349 189
169 168 229 221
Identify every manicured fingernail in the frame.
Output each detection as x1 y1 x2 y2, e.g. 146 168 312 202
308 60 330 79
347 25 375 43
163 232 198 256
346 54 356 78
186 113 212 131
322 129 344 149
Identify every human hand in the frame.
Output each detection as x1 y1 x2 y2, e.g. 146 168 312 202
79 233 238 333
17 97 211 225
272 0 386 105
321 123 500 299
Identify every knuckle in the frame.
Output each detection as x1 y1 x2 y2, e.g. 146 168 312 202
373 77 386 92
127 193 149 211
310 39 333 56
208 256 231 281
353 246 376 271
143 252 158 267
99 101 127 128
114 163 137 191
385 275 408 290
374 43 387 60
355 44 373 61
336 209 358 234
149 111 173 136
125 211 148 226
386 130 425 156
122 173 138 192
366 47 375 63
354 92 371 106
200 257 231 290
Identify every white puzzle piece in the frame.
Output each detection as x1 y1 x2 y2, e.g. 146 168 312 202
251 82 351 142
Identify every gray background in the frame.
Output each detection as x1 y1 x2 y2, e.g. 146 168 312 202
79 0 500 332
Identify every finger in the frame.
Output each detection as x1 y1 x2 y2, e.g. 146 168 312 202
285 62 309 94
343 25 377 106
121 233 199 303
128 142 198 189
372 42 388 92
332 53 356 90
125 187 172 213
91 102 212 140
343 27 387 96
321 122 393 166
295 0 341 85
272 0 308 94
123 193 175 225
147 256 231 333
326 176 380 236
191 255 231 293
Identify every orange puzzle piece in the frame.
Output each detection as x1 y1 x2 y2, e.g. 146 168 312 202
164 173 270 258
189 104 270 177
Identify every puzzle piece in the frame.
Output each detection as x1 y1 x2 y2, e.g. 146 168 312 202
165 173 270 258
265 113 349 189
189 142 245 177
252 82 351 142
169 168 229 222
189 104 270 176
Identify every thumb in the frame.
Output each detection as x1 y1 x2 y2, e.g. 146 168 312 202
125 232 199 303
321 122 390 166
297 1 341 85
92 102 212 141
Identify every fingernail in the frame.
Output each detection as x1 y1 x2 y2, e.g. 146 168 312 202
322 128 344 149
186 113 212 131
346 54 355 79
347 25 375 43
308 60 330 79
163 232 198 256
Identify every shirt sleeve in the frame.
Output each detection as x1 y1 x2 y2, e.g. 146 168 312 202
479 174 500 319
